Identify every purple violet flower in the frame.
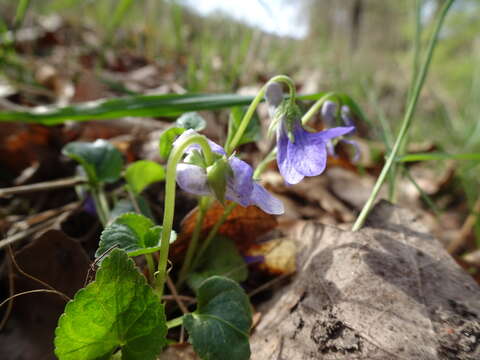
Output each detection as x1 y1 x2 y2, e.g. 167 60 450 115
321 101 361 162
276 121 354 185
266 83 355 185
174 130 284 215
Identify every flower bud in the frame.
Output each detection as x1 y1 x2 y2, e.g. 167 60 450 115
321 100 338 127
206 156 233 205
341 105 355 128
265 82 284 109
281 101 302 143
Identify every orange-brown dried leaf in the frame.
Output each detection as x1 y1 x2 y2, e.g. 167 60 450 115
0 124 52 173
172 201 278 259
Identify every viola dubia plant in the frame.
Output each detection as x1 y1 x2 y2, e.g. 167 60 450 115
54 75 362 360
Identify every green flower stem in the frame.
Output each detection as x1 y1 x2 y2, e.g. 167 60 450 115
300 92 338 126
225 75 296 156
97 186 111 220
155 134 214 299
191 202 237 272
125 184 156 283
253 148 277 180
176 196 210 288
352 0 455 232
145 254 156 284
90 186 108 227
166 315 184 329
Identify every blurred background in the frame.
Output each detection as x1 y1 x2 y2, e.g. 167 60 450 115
4 2 480 358
1 0 480 249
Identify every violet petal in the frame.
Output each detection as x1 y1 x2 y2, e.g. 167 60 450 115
226 156 254 207
341 139 361 162
309 126 355 143
288 125 328 178
277 124 304 185
250 183 284 215
176 163 211 196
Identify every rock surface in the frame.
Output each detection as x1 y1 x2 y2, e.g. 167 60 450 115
250 201 480 359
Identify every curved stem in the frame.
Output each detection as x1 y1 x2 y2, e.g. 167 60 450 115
225 75 296 155
301 92 338 126
155 134 214 299
176 196 210 288
352 0 455 232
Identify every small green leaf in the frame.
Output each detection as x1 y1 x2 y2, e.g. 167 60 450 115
125 160 165 195
97 213 176 258
176 112 206 131
158 127 185 160
226 107 261 146
62 139 123 184
54 249 167 360
188 237 248 292
183 276 252 360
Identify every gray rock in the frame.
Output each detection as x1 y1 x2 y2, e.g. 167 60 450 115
251 201 480 359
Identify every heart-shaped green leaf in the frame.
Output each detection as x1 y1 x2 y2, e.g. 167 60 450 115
188 237 248 292
125 160 165 195
183 276 252 360
176 112 206 131
62 139 123 184
54 249 167 360
158 127 185 160
96 213 176 258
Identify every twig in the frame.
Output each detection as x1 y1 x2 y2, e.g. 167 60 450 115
7 201 80 235
0 289 69 309
448 196 480 254
166 276 189 314
6 245 70 302
0 253 14 331
0 177 86 197
166 275 189 343
248 273 292 298
0 215 62 250
0 98 32 111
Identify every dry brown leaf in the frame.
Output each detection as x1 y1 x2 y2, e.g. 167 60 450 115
0 229 90 360
246 238 296 275
172 201 278 259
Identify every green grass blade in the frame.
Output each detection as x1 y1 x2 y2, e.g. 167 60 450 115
13 0 31 30
404 167 441 217
397 152 480 162
107 0 135 40
0 92 331 125
352 0 455 232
